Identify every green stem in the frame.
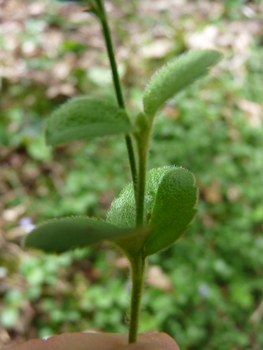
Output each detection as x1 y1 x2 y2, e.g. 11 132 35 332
96 0 137 198
136 145 147 227
129 127 151 342
97 0 124 109
136 126 152 227
94 1 151 343
125 136 138 199
129 255 146 343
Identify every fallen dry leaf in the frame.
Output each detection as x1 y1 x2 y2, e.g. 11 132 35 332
237 99 263 128
201 179 222 204
140 39 174 59
2 204 26 222
46 84 76 98
146 265 173 292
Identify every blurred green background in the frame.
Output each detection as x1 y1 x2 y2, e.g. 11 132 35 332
1 0 263 349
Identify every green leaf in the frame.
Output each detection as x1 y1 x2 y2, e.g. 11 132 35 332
111 226 153 262
46 97 133 146
107 167 181 228
24 217 119 253
24 217 152 257
144 167 197 257
143 50 222 117
107 167 198 257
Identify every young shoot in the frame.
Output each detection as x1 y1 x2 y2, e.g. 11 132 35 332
24 0 222 344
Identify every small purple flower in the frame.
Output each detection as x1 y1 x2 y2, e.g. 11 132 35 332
198 284 210 298
19 217 32 226
19 217 36 234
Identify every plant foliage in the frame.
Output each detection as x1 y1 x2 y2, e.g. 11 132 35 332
21 0 222 345
46 97 133 146
107 167 198 257
143 50 222 118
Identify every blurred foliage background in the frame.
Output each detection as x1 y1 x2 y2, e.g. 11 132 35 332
1 0 263 349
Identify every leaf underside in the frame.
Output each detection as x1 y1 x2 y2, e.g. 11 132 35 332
24 217 121 253
143 50 222 117
46 97 133 146
107 166 198 257
110 225 154 261
24 217 152 258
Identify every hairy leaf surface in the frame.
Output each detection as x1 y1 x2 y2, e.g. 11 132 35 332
46 97 132 146
107 167 198 256
144 168 197 256
143 50 222 117
24 217 152 256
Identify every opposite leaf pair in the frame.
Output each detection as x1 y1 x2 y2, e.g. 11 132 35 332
25 167 198 262
25 49 221 260
23 0 223 342
45 50 221 147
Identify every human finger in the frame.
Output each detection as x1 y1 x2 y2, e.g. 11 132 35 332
3 330 180 350
112 342 170 350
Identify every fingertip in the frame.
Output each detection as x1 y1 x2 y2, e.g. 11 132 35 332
138 331 180 350
4 331 180 350
111 342 167 350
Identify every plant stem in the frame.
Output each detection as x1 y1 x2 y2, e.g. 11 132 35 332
136 126 152 227
129 255 146 343
128 126 151 343
136 145 147 227
95 1 151 343
96 0 137 198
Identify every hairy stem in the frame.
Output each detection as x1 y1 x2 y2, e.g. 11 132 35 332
136 126 152 227
96 0 137 198
136 146 147 227
95 1 152 344
129 255 146 343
